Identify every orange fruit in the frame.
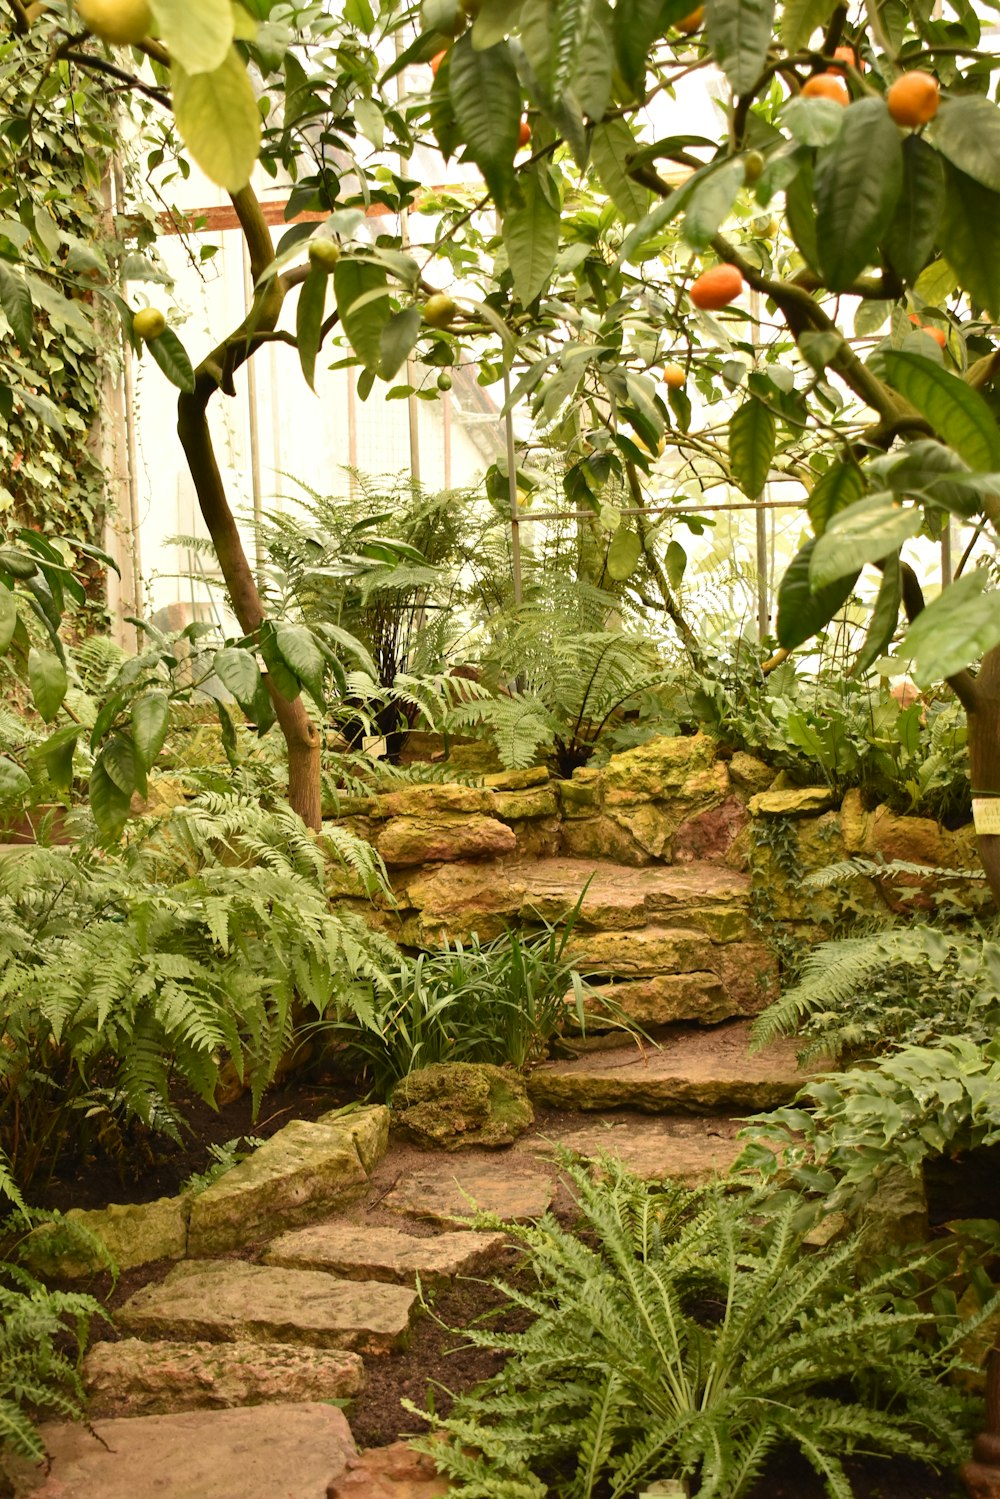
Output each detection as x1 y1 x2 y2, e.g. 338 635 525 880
801 72 850 105
831 44 862 73
923 326 947 347
887 71 939 127
907 311 922 325
430 50 447 75
676 5 704 32
690 264 744 310
517 118 532 149
663 363 686 389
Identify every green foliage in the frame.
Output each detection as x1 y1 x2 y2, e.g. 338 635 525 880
181 1134 266 1196
0 795 396 1189
412 1161 984 1498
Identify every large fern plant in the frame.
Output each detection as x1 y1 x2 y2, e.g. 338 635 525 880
413 1161 987 1499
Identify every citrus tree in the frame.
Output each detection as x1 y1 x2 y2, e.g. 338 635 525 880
6 0 1000 872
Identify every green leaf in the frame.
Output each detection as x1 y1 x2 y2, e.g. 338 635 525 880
780 0 838 52
151 0 234 73
259 621 300 701
172 49 261 193
333 259 390 372
146 328 196 394
881 351 1000 471
883 136 945 287
666 539 687 590
807 460 865 535
777 539 860 650
612 0 663 97
809 496 922 588
0 583 16 654
0 262 33 349
573 0 614 121
901 570 1000 683
606 528 642 580
131 692 171 770
213 646 262 712
274 622 326 704
296 265 327 391
503 168 562 304
683 158 745 249
423 0 463 33
28 648 66 723
102 736 139 797
41 725 79 794
940 161 1000 320
729 397 775 497
448 34 521 207
0 759 30 805
591 119 649 223
914 258 958 307
90 756 131 841
854 559 901 676
379 306 421 382
932 96 1000 195
785 155 819 272
473 0 524 48
815 98 903 291
705 0 777 98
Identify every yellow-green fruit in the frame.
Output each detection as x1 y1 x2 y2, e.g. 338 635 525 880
308 239 341 271
76 0 153 45
743 150 765 185
436 371 453 391
423 293 457 329
134 307 166 341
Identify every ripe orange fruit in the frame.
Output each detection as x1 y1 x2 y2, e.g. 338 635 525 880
663 363 686 389
831 44 862 73
690 264 744 310
886 71 939 127
517 118 532 149
923 326 947 347
424 293 457 328
76 0 152 44
430 50 447 75
801 72 850 105
676 5 704 32
907 311 922 325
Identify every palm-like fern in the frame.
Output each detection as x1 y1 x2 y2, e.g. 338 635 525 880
412 1161 987 1499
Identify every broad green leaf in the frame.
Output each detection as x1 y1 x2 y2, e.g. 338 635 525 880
809 496 922 588
214 647 262 712
473 0 524 47
503 168 562 304
666 539 687 590
333 259 390 372
379 306 421 382
940 161 1000 320
777 539 860 650
815 99 903 290
873 439 985 518
780 0 837 51
881 351 1000 472
259 620 300 701
606 528 642 580
172 49 261 192
902 570 1000 683
0 263 33 349
0 759 30 805
0 583 15 654
705 0 777 98
612 0 663 97
131 692 171 769
785 156 819 272
274 622 326 704
806 460 866 535
296 265 327 391
883 136 945 286
932 96 1000 195
683 158 745 249
232 2 258 39
782 96 846 148
854 559 901 676
449 34 521 207
729 397 775 497
914 258 958 307
591 120 649 223
423 0 463 33
146 328 196 394
90 756 131 841
28 648 66 723
573 0 614 121
151 0 234 73
102 735 139 797
41 725 79 794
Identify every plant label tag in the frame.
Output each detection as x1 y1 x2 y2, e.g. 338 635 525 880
973 799 1000 835
638 1485 688 1498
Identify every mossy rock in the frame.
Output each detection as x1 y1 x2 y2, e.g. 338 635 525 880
391 1063 534 1150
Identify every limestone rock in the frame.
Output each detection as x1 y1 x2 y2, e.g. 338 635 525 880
118 1260 416 1353
2 1402 356 1499
727 752 774 798
860 1164 928 1257
483 767 550 790
556 773 601 817
26 1195 188 1278
567 925 721 978
376 814 515 867
560 814 648 864
605 801 676 859
402 862 526 927
385 1164 555 1224
376 785 495 818
328 1440 450 1498
265 1223 508 1285
588 973 735 1029
749 786 837 817
507 816 562 859
186 1107 388 1256
392 1063 533 1150
321 1104 391 1175
83 1339 364 1418
516 858 752 932
599 733 717 803
491 787 559 821
523 1116 743 1184
673 796 749 865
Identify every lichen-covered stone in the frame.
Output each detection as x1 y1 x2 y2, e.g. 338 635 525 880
329 1442 450 1499
584 972 734 1028
265 1223 508 1285
749 786 837 817
376 784 496 818
673 796 749 865
402 862 526 925
483 766 550 790
567 925 719 977
560 814 648 864
26 1195 189 1278
376 814 516 867
599 733 717 803
319 1104 391 1175
385 1165 555 1224
392 1062 533 1150
507 816 562 859
491 787 559 821
556 772 601 817
727 752 775 798
605 801 676 858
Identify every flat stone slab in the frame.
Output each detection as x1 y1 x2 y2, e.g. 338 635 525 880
4 1402 355 1499
527 1021 814 1115
84 1338 364 1418
515 857 750 931
117 1260 416 1354
384 1164 556 1225
520 1117 743 1184
329 1441 450 1498
264 1223 508 1285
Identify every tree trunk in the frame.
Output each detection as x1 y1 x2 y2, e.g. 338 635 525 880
967 643 1000 905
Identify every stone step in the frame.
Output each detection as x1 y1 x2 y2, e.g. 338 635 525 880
117 1260 416 1354
264 1223 509 1286
83 1338 365 1419
517 1115 744 1184
527 1020 814 1115
568 925 777 1020
384 1162 557 1226
1 1402 356 1499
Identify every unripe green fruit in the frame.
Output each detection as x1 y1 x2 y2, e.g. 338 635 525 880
423 293 457 329
134 307 166 340
76 0 152 45
437 371 453 391
308 239 341 271
743 151 765 184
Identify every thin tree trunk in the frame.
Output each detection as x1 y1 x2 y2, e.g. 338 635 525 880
967 644 1000 904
